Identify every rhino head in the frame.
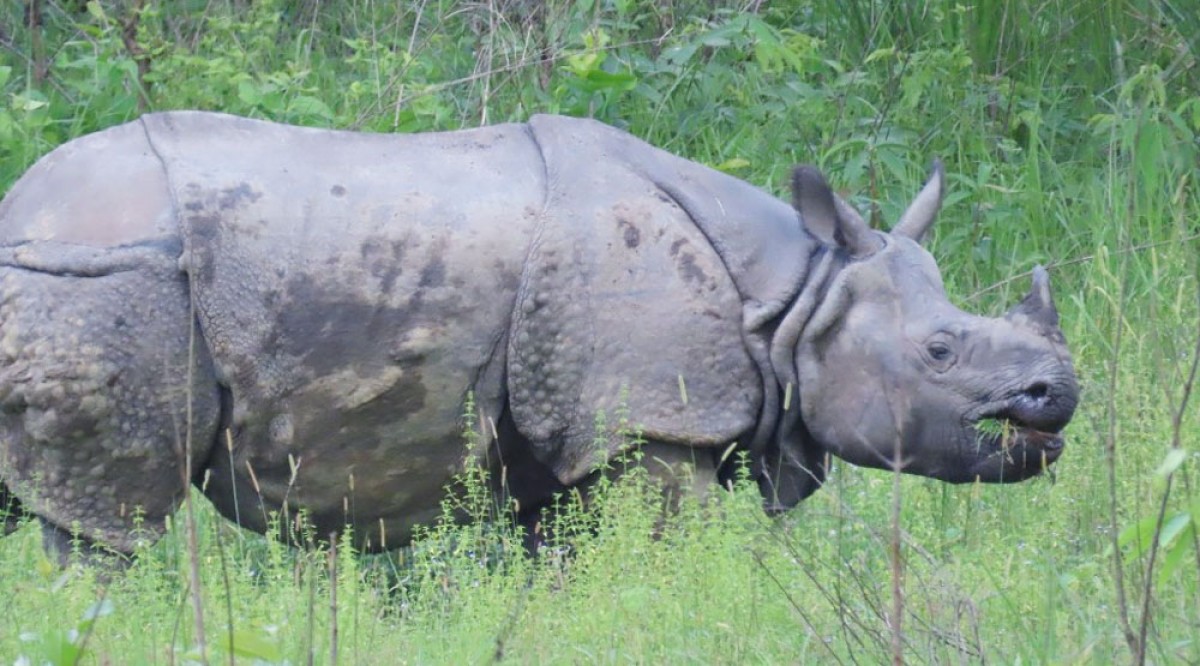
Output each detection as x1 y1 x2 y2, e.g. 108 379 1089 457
774 163 1078 494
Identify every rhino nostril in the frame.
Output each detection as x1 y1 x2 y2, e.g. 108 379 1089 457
1023 382 1049 400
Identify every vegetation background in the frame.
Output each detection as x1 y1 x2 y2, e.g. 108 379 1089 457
0 0 1197 663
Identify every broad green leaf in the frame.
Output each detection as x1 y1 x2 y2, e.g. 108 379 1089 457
1158 511 1192 548
288 95 335 121
11 92 48 113
576 70 637 94
1117 512 1163 557
865 47 897 64
86 1 107 21
82 599 115 622
237 80 261 106
660 43 700 67
227 627 283 661
1158 521 1196 585
713 157 751 173
77 598 115 632
1154 448 1188 478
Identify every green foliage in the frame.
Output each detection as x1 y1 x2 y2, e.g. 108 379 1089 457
15 589 112 666
0 0 1198 662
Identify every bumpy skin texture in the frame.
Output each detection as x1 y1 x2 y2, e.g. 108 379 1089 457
0 113 817 551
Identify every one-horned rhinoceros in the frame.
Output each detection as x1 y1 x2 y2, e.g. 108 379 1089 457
0 112 1078 557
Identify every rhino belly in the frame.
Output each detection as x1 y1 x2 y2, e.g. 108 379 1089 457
141 113 547 545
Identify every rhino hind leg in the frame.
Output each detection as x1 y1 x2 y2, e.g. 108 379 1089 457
0 254 221 556
1 476 29 534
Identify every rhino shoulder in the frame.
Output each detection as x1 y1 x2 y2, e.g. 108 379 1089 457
527 114 815 328
510 115 782 483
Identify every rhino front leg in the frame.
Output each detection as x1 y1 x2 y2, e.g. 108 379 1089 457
0 248 221 558
522 440 721 553
633 441 721 508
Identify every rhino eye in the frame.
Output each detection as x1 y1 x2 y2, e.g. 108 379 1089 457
923 338 957 370
927 342 952 360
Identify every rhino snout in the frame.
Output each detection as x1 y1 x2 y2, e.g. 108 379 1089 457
1005 370 1078 432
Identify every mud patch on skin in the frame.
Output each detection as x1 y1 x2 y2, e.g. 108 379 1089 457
616 217 641 248
666 236 709 286
181 181 269 284
622 223 640 248
360 237 406 293
419 256 446 288
274 273 427 378
676 251 710 285
304 365 427 417
611 202 646 249
217 183 263 210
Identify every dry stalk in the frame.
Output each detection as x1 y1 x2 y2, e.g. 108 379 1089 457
750 547 849 665
889 431 905 665
329 533 339 666
755 509 889 660
181 281 208 663
27 0 48 85
1102 123 1138 661
214 518 234 666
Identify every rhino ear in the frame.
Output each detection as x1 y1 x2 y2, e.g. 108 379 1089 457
892 160 944 243
791 166 882 257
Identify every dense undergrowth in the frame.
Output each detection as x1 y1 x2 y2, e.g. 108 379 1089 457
0 0 1198 663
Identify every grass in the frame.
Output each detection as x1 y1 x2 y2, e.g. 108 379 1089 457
1 0 1198 663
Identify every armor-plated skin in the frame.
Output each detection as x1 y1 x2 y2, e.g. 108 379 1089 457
0 113 1078 555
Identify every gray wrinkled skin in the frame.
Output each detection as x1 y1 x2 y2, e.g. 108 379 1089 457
0 113 1078 555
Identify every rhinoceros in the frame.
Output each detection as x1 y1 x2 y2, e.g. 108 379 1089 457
0 112 1078 557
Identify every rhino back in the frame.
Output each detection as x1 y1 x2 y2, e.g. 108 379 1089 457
142 112 545 540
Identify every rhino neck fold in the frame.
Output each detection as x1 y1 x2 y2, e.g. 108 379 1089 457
763 246 845 445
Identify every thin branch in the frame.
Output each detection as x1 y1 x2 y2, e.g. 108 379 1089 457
751 548 849 666
1104 124 1138 662
885 382 909 666
1134 284 1200 663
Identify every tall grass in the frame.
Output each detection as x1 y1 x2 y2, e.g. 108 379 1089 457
1 0 1198 663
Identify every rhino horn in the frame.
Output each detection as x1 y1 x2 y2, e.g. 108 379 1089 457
892 159 944 243
791 165 882 257
1006 265 1061 331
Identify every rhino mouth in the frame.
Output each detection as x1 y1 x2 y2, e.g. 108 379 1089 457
967 412 1065 481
